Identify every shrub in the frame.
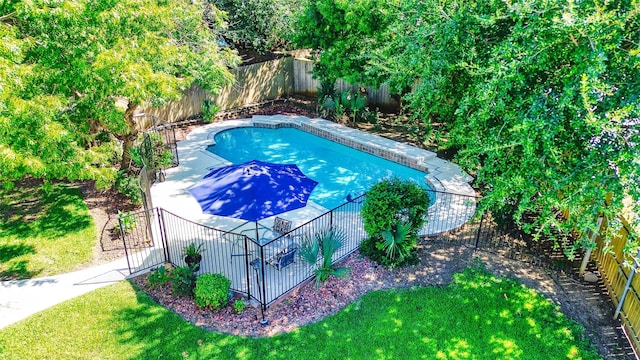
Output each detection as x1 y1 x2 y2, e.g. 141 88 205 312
319 89 368 124
169 265 197 296
194 273 232 310
114 171 142 205
360 178 429 267
114 210 137 235
233 299 246 313
202 99 220 122
147 266 170 289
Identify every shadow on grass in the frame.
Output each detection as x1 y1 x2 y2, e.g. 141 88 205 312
0 243 36 263
111 266 600 359
113 283 251 359
0 260 43 280
0 184 93 239
0 244 41 280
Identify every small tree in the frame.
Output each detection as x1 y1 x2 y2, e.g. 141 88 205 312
0 0 239 189
360 178 429 267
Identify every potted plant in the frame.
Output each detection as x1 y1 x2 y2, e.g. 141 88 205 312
183 243 204 271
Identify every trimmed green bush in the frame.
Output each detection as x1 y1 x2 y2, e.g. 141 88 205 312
360 178 429 267
169 265 196 296
194 273 232 310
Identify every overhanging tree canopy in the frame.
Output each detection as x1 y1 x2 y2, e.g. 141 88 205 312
293 0 640 254
0 0 239 189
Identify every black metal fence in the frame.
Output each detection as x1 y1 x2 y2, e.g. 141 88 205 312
119 194 367 320
422 190 580 272
119 189 579 321
134 115 179 211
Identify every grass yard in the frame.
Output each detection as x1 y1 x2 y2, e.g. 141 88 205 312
0 266 600 359
0 183 96 280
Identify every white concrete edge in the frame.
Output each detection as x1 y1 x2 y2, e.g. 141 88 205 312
191 115 476 197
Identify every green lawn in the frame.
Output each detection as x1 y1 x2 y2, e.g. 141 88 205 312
0 183 96 280
0 266 601 359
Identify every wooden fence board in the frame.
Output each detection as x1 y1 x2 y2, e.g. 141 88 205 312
594 218 639 354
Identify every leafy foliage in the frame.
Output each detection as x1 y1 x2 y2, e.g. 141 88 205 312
360 178 428 267
147 266 171 289
295 0 640 255
182 243 205 258
379 220 413 262
201 99 221 122
194 273 231 310
115 210 138 235
0 0 239 188
233 299 246 313
210 0 298 53
299 226 351 286
169 266 197 297
114 171 142 206
138 132 174 173
361 178 429 237
291 0 399 86
319 89 369 124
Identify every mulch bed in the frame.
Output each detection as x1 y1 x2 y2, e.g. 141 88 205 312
129 243 475 338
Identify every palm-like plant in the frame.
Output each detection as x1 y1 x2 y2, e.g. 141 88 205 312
378 220 413 262
299 226 351 286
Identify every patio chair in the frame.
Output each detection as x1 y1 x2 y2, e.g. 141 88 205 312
259 216 293 241
266 243 299 271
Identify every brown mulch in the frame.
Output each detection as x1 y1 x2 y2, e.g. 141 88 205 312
128 243 475 338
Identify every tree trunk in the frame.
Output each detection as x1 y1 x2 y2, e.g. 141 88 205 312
119 102 139 171
579 216 604 277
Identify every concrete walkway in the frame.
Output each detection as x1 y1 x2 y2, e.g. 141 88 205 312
0 257 130 329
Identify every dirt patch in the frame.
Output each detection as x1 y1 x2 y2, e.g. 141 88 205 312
77 181 139 265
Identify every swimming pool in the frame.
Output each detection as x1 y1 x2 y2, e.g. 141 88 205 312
207 126 432 209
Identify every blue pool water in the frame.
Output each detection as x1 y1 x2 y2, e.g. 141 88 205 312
207 127 431 209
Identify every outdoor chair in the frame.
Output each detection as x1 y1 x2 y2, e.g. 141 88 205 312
266 243 299 271
259 216 293 241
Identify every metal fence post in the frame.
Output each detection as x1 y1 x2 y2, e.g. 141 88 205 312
614 250 640 319
158 208 171 263
474 212 486 249
243 236 252 303
119 215 133 274
258 246 268 326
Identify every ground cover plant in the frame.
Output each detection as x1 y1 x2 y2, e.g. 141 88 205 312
0 265 600 359
0 182 96 280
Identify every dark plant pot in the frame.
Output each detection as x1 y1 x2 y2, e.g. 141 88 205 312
185 254 202 271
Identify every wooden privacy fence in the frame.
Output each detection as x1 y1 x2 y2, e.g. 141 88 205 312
592 216 640 352
139 57 294 125
138 56 399 124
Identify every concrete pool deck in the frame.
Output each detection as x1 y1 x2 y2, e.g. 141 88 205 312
151 115 476 235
